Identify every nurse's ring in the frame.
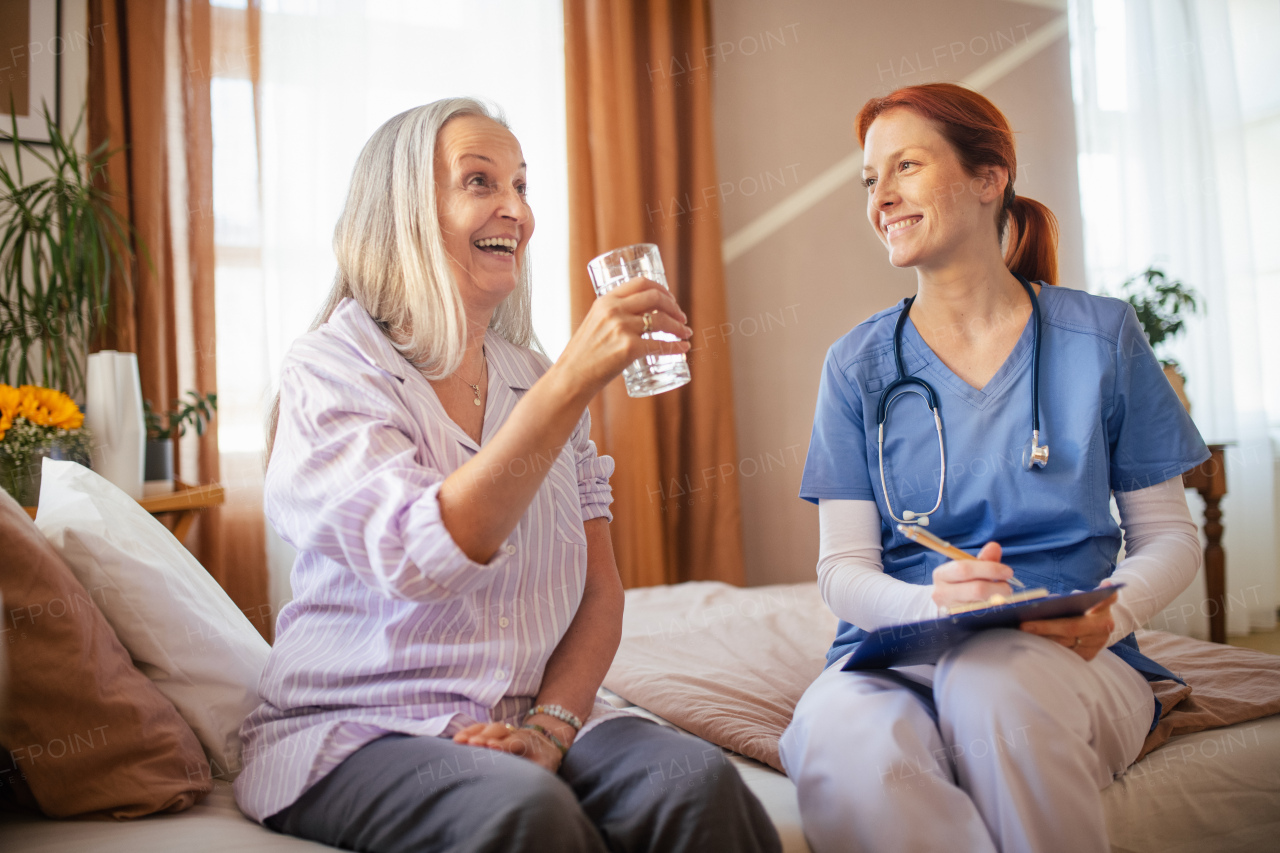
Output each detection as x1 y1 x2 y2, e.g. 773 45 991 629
641 312 654 334
504 723 517 733
1071 636 1082 649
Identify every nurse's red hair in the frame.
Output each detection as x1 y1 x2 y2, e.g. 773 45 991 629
855 83 1059 286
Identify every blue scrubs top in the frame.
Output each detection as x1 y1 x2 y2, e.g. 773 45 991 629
800 285 1209 685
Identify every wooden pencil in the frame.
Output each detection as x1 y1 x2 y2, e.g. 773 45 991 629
896 524 1027 590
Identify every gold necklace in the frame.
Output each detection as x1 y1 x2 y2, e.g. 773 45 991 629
457 354 486 407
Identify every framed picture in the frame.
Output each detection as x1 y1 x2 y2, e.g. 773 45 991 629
0 0 61 143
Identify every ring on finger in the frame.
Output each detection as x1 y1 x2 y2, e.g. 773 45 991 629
641 311 654 334
504 723 517 733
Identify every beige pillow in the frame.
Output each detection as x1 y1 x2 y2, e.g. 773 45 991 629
0 486 210 819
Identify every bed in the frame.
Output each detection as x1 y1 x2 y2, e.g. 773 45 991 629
599 582 1280 853
3 463 1278 852
5 580 1279 852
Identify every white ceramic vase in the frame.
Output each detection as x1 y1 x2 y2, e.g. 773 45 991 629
84 351 146 500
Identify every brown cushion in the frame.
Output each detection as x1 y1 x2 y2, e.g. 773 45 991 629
0 486 211 819
1134 629 1280 760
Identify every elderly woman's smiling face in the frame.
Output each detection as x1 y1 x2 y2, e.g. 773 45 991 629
434 115 534 311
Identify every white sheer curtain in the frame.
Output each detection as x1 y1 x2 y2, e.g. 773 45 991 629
1069 0 1279 638
218 0 571 612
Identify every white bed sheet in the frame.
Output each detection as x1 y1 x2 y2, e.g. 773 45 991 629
1102 716 1280 853
0 781 333 853
3 706 1277 853
603 689 1280 853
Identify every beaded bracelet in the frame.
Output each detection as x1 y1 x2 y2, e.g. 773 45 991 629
528 704 583 731
521 723 568 757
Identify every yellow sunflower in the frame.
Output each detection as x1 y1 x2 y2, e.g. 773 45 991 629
15 385 85 430
0 384 19 441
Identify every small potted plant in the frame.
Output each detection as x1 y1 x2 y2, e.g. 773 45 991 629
0 383 93 506
1119 266 1201 412
143 391 217 491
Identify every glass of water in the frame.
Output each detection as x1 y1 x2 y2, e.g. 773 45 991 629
587 243 692 397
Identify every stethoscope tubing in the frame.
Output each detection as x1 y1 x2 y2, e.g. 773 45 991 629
878 274 1044 526
1026 274 1043 436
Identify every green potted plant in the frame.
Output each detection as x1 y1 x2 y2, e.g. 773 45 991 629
1119 266 1201 412
143 391 217 488
0 103 135 401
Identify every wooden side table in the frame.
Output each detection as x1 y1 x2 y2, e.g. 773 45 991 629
1183 445 1228 644
23 480 225 545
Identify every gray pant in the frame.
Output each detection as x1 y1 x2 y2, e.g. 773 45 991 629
265 716 781 853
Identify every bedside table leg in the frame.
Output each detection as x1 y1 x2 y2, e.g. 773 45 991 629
1203 494 1226 644
172 510 197 545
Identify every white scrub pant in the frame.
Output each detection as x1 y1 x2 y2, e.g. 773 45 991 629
778 629 1154 853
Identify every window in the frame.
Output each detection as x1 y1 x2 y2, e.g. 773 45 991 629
210 1 569 605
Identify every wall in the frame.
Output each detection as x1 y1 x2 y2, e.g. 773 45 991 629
0 1 90 176
1 0 92 388
708 0 1084 586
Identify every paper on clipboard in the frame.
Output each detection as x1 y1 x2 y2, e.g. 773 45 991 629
841 584 1124 671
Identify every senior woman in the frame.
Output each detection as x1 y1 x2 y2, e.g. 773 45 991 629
234 99 779 853
779 84 1208 853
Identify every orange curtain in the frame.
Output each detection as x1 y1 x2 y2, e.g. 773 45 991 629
565 0 744 588
88 0 271 639
88 0 175 404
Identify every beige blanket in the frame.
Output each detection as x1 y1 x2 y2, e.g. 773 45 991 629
604 582 1280 772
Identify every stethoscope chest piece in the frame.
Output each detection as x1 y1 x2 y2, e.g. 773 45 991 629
1025 430 1049 469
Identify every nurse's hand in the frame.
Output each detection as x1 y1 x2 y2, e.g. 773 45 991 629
930 541 1018 608
1020 584 1119 662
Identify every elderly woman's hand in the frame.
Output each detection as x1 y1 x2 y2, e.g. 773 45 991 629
554 276 692 397
453 722 565 774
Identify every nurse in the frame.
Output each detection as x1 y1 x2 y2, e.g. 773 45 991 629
779 83 1209 853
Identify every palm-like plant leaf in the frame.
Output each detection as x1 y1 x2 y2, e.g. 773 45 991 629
1 101 136 398
1120 266 1201 366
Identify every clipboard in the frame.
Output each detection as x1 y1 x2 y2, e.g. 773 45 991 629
841 584 1123 671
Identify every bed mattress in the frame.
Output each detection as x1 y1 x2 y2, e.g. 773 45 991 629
0 778 330 852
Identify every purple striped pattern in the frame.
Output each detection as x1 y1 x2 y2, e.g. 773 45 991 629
234 299 615 822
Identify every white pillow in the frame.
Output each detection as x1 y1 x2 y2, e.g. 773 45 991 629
35 459 270 781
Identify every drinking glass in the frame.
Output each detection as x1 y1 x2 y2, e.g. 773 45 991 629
587 243 692 397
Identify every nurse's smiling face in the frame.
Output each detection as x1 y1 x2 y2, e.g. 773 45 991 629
861 107 1005 272
434 115 534 313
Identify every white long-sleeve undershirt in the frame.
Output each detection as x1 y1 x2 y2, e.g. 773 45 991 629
816 476 1201 645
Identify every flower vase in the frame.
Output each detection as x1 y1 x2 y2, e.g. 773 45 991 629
0 453 41 506
0 440 91 507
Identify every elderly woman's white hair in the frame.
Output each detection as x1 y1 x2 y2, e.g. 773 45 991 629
268 98 537 457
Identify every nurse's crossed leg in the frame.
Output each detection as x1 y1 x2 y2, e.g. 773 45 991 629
780 84 1208 853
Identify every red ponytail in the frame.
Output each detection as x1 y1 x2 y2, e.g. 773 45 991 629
855 83 1059 286
1004 195 1059 288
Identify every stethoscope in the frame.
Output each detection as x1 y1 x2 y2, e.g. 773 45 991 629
878 274 1048 527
